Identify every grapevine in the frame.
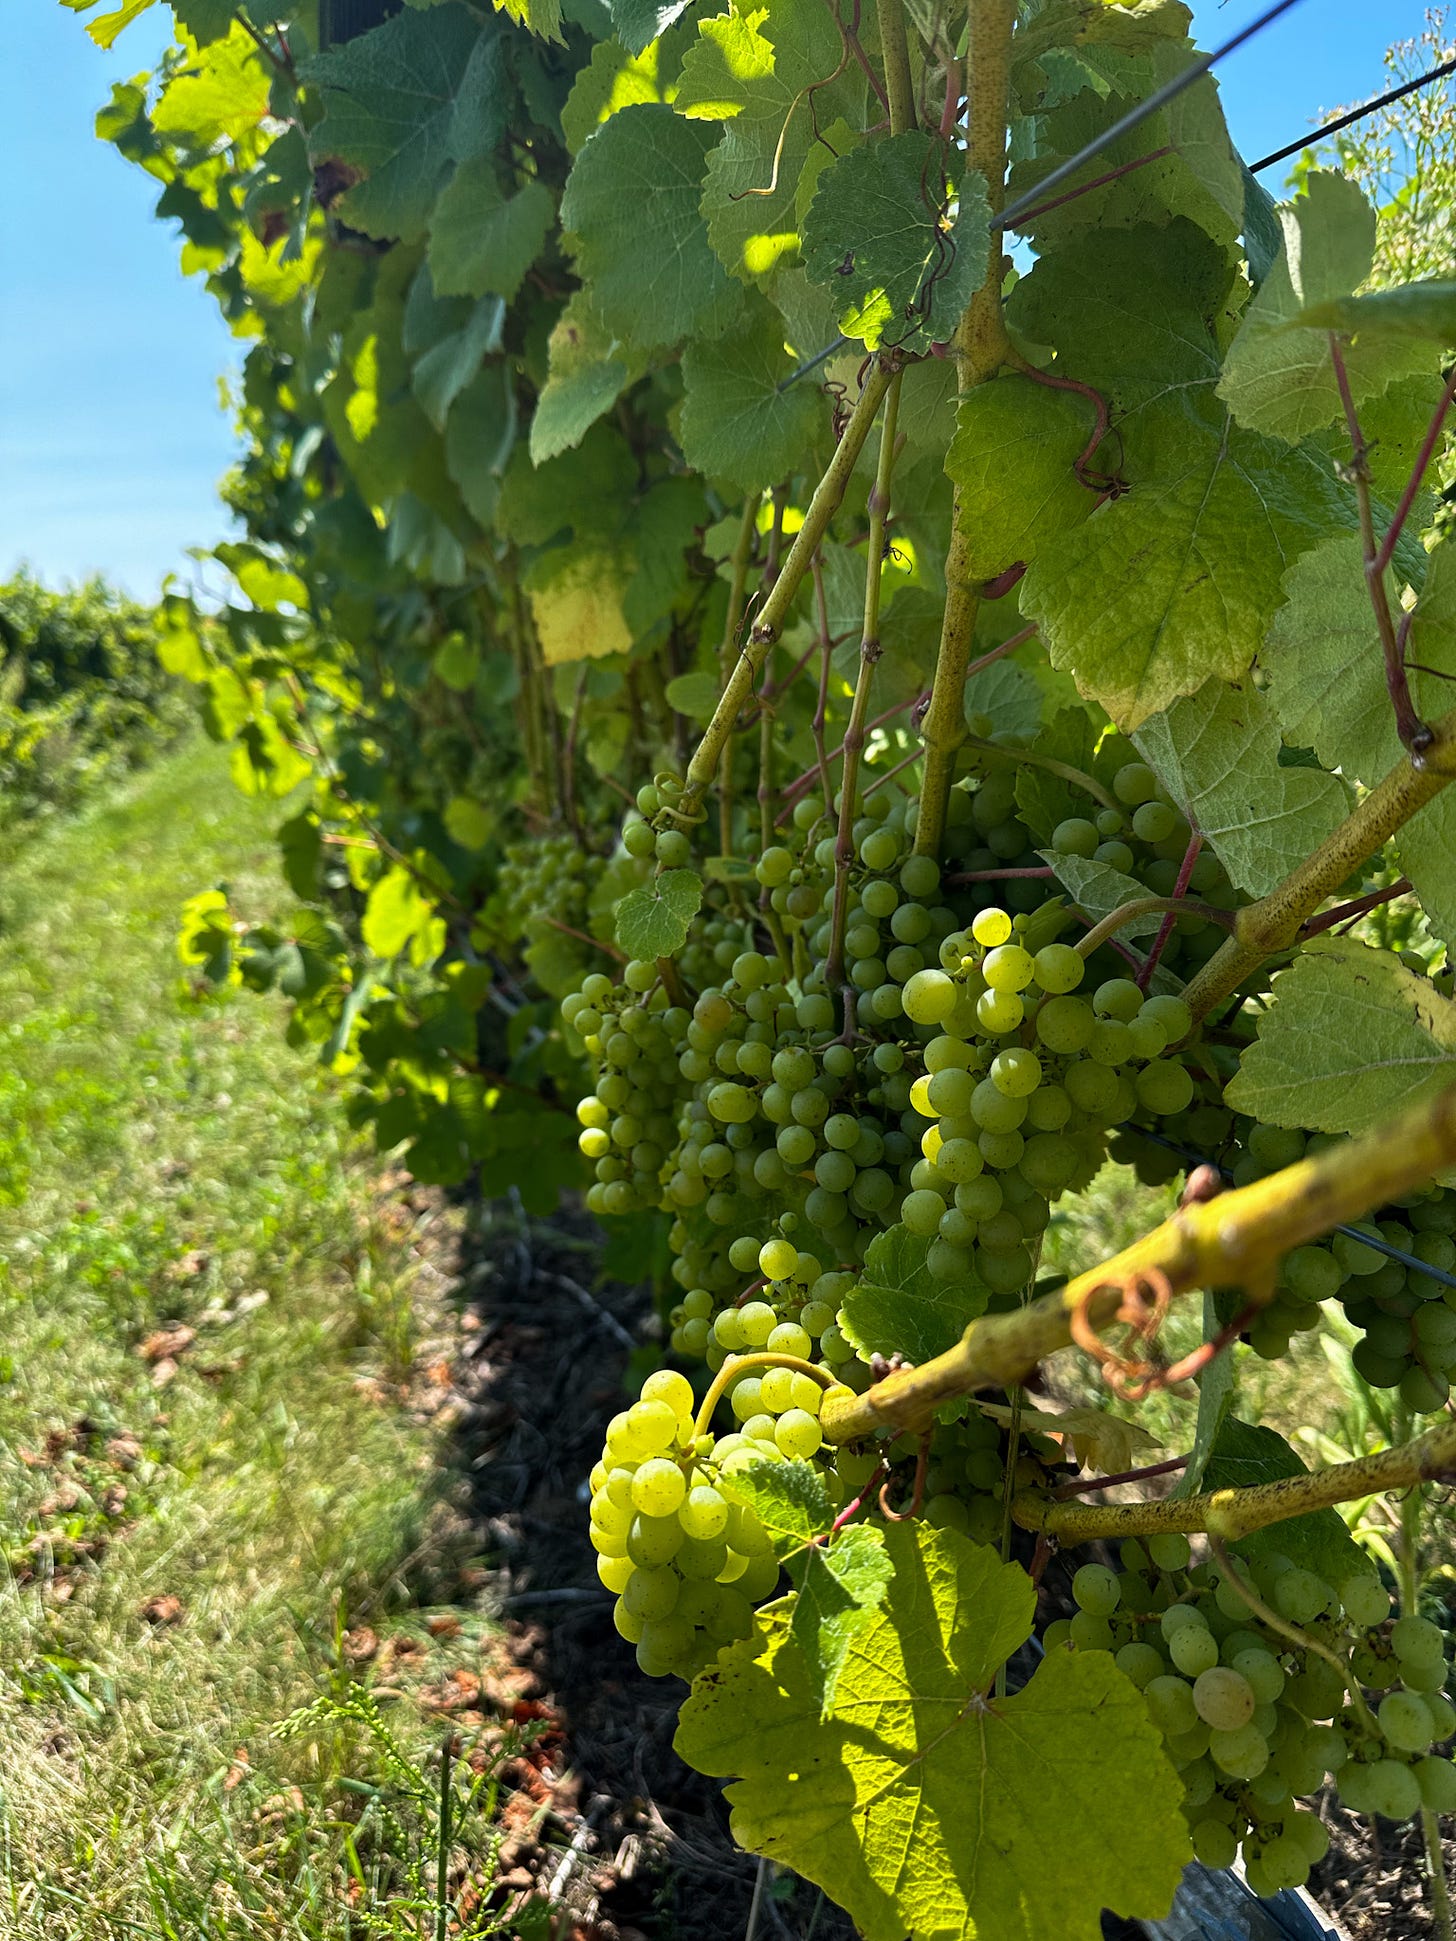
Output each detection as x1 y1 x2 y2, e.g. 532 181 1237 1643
64 0 1456 1932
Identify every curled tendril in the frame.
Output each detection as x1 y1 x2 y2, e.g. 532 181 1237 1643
1071 1265 1262 1400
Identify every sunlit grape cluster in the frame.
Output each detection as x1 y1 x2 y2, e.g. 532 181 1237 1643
588 1367 843 1679
1053 1538 1456 1896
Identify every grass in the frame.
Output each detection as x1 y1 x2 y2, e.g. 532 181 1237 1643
0 741 521 1938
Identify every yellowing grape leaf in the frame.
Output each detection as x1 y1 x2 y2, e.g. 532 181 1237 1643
1225 936 1456 1136
676 1525 1188 1941
525 550 634 665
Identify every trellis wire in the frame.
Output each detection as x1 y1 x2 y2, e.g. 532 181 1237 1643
1125 1123 1456 1292
1249 51 1456 174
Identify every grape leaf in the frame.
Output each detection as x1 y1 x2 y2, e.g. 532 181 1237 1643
531 293 642 463
429 161 554 301
786 1526 894 1719
525 547 636 664
411 296 505 431
676 1525 1189 1941
560 104 733 350
152 24 271 149
1201 1418 1368 1587
1218 172 1433 445
607 0 694 57
840 1225 989 1364
944 376 1100 581
1290 280 1456 346
963 657 1041 743
664 671 721 721
976 1401 1158 1477
802 133 990 354
82 0 158 46
1012 220 1350 730
720 1458 833 1543
675 0 867 285
1225 937 1456 1135
306 6 494 243
1262 536 1456 943
1036 850 1165 940
362 866 446 962
445 364 515 527
1013 706 1117 844
493 0 563 42
679 292 824 492
613 867 703 957
1130 678 1348 897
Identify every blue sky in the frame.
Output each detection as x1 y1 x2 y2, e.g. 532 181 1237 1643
0 0 1443 598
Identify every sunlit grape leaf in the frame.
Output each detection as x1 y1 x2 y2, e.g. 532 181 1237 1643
719 1458 833 1543
152 24 270 149
1037 851 1164 940
492 0 563 42
1218 172 1433 444
840 1225 989 1364
84 0 157 48
1131 679 1348 897
801 133 990 353
1261 536 1456 944
675 0 867 283
362 866 447 963
429 160 554 301
525 548 635 664
1201 1418 1368 1586
679 292 824 492
614 867 703 957
1013 220 1351 730
676 1525 1188 1941
786 1526 895 1718
977 1401 1158 1477
944 376 1099 581
1225 937 1456 1135
306 5 495 243
560 104 733 350
531 294 642 464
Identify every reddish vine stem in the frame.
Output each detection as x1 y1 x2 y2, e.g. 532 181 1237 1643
1330 332 1430 754
1302 875 1414 938
1011 360 1122 491
829 1461 890 1536
1003 145 1174 232
1375 360 1456 578
1052 1454 1190 1501
1138 830 1202 990
535 913 625 960
878 1436 929 1521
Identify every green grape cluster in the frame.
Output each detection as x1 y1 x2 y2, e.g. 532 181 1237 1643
588 1367 851 1680
484 833 593 961
562 762 1222 1434
1051 1539 1456 1897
